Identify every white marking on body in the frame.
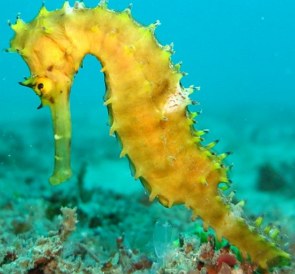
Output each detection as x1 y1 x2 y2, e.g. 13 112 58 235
163 85 189 113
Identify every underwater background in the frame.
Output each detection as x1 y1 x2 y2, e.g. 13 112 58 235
0 0 294 273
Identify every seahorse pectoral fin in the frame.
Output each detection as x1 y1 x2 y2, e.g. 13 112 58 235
47 94 72 185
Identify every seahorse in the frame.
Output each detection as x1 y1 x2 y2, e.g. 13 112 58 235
8 1 291 270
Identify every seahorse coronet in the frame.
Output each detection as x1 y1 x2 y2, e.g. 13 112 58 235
8 1 291 270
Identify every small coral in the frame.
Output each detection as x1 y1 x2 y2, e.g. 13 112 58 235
153 225 262 274
59 207 78 241
0 207 99 273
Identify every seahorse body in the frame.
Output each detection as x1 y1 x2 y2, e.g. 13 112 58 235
9 1 290 270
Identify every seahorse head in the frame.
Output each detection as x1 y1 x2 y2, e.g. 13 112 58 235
9 7 80 106
9 6 79 185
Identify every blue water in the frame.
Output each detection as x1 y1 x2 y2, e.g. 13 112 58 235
1 0 295 109
1 1 295 198
1 0 295 198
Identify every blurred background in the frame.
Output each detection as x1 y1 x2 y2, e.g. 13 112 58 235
0 0 295 209
0 1 294 270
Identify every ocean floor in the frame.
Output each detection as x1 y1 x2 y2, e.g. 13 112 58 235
0 104 294 273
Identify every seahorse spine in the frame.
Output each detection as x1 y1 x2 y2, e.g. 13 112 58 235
8 1 291 270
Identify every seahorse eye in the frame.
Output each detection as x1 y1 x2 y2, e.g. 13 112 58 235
34 77 54 97
37 83 44 90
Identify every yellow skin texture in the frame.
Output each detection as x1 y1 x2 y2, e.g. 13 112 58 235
9 1 290 270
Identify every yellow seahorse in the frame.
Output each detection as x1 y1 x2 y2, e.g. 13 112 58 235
8 1 291 270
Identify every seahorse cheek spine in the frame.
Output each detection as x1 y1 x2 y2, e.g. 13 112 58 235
8 2 291 270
